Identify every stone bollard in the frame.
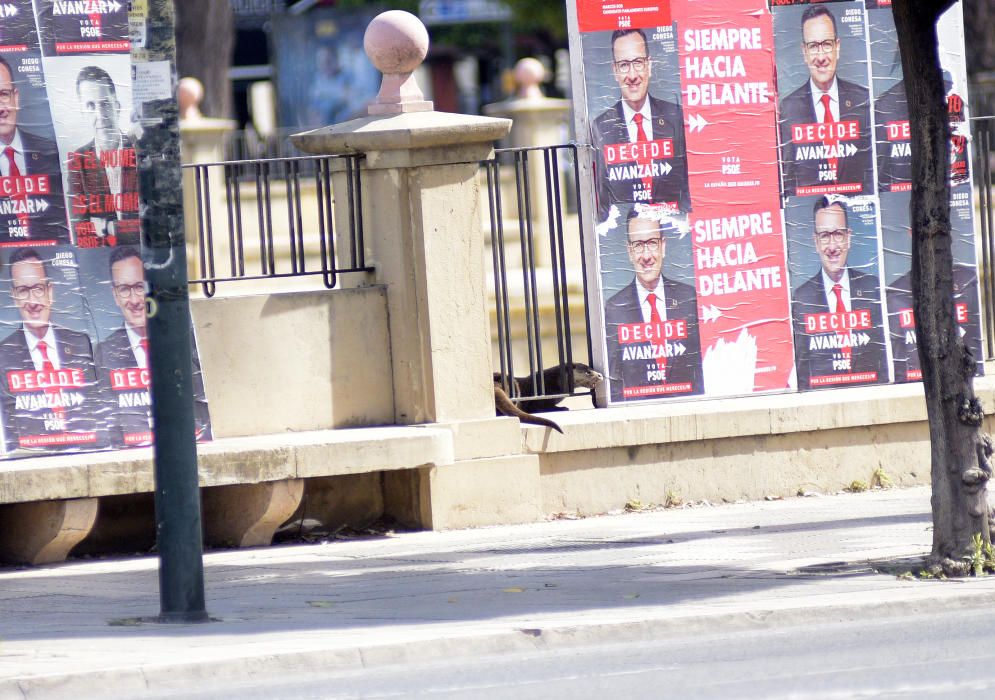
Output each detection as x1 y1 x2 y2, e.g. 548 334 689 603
292 11 542 531
292 11 511 426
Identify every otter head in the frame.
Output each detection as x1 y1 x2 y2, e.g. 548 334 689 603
571 363 604 389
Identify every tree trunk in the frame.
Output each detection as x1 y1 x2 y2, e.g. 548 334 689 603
174 1 235 119
893 0 993 575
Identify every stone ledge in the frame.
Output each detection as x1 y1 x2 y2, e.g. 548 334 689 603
0 425 455 506
521 376 995 453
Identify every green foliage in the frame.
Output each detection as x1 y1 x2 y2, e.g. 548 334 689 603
845 480 868 493
870 467 893 489
664 490 683 508
965 532 995 576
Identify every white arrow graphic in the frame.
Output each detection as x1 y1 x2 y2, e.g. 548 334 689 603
856 331 870 347
845 143 858 157
36 199 48 212
2 5 17 17
659 162 672 175
689 113 709 133
672 342 687 357
702 304 721 323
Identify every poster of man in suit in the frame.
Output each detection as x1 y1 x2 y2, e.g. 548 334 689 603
773 3 873 197
881 187 983 383
584 25 690 223
0 50 69 245
787 195 888 389
603 205 702 402
77 246 212 448
43 54 138 248
35 0 131 56
0 246 106 453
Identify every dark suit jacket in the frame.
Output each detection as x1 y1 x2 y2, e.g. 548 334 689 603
96 326 213 445
0 128 70 245
591 95 690 220
604 276 703 401
67 134 140 247
886 266 983 382
791 268 886 390
874 80 910 192
0 326 106 452
778 78 873 196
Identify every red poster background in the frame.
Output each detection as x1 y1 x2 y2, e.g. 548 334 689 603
673 0 794 392
576 0 671 33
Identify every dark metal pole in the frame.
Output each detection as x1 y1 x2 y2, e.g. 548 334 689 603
135 0 208 623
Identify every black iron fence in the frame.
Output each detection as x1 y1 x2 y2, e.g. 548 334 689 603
485 144 597 406
182 152 372 297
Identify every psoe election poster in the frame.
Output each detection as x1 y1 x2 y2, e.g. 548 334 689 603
674 0 794 396
567 0 979 406
0 1 213 459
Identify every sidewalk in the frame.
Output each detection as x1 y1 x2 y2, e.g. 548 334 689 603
4 486 995 699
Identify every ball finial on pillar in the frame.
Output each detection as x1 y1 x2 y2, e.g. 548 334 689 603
178 77 205 121
364 10 433 115
514 58 546 100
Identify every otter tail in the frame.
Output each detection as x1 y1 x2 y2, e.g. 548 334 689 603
494 384 564 434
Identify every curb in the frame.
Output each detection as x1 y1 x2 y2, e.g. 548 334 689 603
7 584 995 699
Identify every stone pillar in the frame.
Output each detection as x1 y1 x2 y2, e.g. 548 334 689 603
292 11 511 426
178 77 237 288
484 58 572 268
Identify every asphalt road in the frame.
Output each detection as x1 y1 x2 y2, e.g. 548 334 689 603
144 605 995 699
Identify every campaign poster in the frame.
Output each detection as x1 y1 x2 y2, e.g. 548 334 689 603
868 5 909 193
772 2 874 198
882 187 983 382
937 5 971 187
0 25 70 247
576 0 672 33
786 194 888 389
43 53 139 247
78 247 212 447
601 203 703 401
35 0 131 56
673 0 794 395
583 22 690 224
0 245 108 453
0 0 41 53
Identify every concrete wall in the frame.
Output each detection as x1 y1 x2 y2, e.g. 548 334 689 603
191 286 393 437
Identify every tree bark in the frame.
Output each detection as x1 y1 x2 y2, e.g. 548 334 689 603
893 0 993 575
174 1 234 119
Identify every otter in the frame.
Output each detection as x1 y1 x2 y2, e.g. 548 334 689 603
493 363 604 433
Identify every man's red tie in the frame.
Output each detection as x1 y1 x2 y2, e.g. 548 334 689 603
37 340 66 423
820 94 838 180
4 146 29 233
832 283 852 363
632 112 654 197
647 292 667 373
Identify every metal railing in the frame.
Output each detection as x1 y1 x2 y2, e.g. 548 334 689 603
973 116 995 358
182 152 372 297
486 144 596 406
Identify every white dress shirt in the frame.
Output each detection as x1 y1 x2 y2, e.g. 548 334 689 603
23 326 60 370
0 130 27 176
821 268 851 312
620 100 653 143
810 78 840 122
636 278 667 322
